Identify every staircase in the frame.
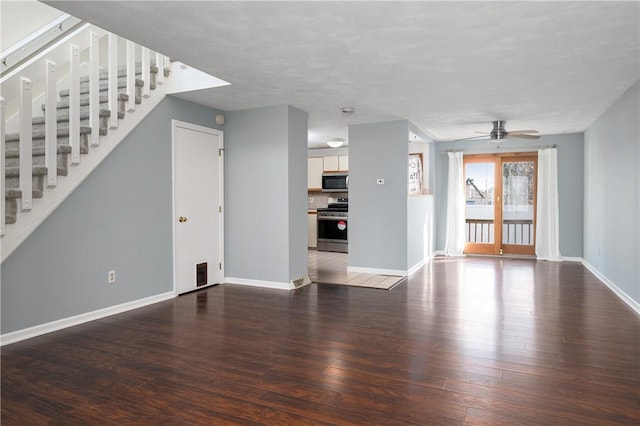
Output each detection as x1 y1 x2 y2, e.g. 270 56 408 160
1 21 170 262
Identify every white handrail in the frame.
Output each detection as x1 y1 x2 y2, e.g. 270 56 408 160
1 14 82 77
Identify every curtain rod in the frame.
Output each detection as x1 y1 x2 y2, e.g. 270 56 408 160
442 144 557 153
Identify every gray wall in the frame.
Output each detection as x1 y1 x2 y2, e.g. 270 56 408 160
1 96 224 334
349 120 409 271
407 196 431 269
287 107 310 280
434 133 584 257
225 105 308 284
584 81 639 303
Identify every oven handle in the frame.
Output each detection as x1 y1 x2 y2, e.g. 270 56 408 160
317 216 348 221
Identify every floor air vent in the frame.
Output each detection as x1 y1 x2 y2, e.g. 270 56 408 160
290 275 312 289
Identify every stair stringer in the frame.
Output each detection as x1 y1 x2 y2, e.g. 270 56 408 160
1 83 167 263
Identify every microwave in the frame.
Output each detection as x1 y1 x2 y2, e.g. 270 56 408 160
322 173 349 192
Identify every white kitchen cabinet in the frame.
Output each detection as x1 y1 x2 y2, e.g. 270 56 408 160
324 155 349 172
323 156 340 172
338 155 349 171
308 157 324 190
308 212 317 248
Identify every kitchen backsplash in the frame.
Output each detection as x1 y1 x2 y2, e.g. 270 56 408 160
308 191 348 210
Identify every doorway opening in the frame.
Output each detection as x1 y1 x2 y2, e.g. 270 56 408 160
464 153 537 256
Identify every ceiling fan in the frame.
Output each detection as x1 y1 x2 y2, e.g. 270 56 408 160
456 120 540 142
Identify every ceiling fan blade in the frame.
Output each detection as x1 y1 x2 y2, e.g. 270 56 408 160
508 130 539 135
474 131 490 134
454 135 489 142
510 134 540 140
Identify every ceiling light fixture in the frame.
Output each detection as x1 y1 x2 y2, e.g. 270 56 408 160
341 106 355 116
327 138 345 148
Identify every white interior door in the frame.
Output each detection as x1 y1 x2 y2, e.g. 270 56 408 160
173 120 223 294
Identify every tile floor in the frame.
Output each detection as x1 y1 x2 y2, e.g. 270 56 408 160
308 250 406 290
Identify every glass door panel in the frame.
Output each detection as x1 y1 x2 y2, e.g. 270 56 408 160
501 159 536 255
464 160 500 254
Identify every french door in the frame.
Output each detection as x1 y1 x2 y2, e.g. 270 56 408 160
463 153 537 255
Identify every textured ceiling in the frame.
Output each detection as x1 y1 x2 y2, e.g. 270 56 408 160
44 1 639 147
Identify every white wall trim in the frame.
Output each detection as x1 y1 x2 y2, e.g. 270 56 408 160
347 266 407 276
562 256 582 262
225 277 291 291
582 259 640 316
432 250 446 257
0 291 175 346
407 260 426 276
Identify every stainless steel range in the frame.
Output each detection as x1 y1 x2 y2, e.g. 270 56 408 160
317 198 348 253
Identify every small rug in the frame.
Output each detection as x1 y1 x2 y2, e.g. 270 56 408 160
317 273 407 290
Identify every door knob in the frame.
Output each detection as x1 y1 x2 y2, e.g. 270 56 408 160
178 216 187 223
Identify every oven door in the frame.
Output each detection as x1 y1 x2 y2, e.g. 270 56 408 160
317 216 348 243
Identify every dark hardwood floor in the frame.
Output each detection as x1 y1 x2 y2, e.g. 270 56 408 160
2 257 639 425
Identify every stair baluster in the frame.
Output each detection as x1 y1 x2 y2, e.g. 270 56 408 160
45 60 57 187
107 34 118 129
19 78 33 211
88 31 100 147
141 47 150 99
126 41 136 112
69 44 80 165
155 52 165 86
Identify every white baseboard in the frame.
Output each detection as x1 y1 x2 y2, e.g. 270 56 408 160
0 291 175 346
347 266 407 276
562 256 583 262
225 277 291 290
582 260 640 316
407 260 425 276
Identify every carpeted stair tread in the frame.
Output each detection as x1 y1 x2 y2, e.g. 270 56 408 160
4 188 44 199
58 78 144 97
5 126 92 142
32 109 111 125
5 166 48 177
5 188 22 199
79 64 158 83
43 93 129 111
5 144 72 159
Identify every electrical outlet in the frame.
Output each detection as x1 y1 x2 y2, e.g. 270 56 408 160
108 270 116 284
309 197 314 203
376 178 385 185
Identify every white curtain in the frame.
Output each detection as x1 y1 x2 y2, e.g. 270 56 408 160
536 148 562 261
444 151 465 256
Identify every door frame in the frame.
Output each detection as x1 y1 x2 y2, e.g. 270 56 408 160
463 152 537 256
171 120 224 295
463 155 502 255
500 154 538 255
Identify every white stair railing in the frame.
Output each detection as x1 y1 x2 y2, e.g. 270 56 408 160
1 19 170 262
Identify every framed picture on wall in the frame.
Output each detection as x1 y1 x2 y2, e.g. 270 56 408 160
408 153 423 195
